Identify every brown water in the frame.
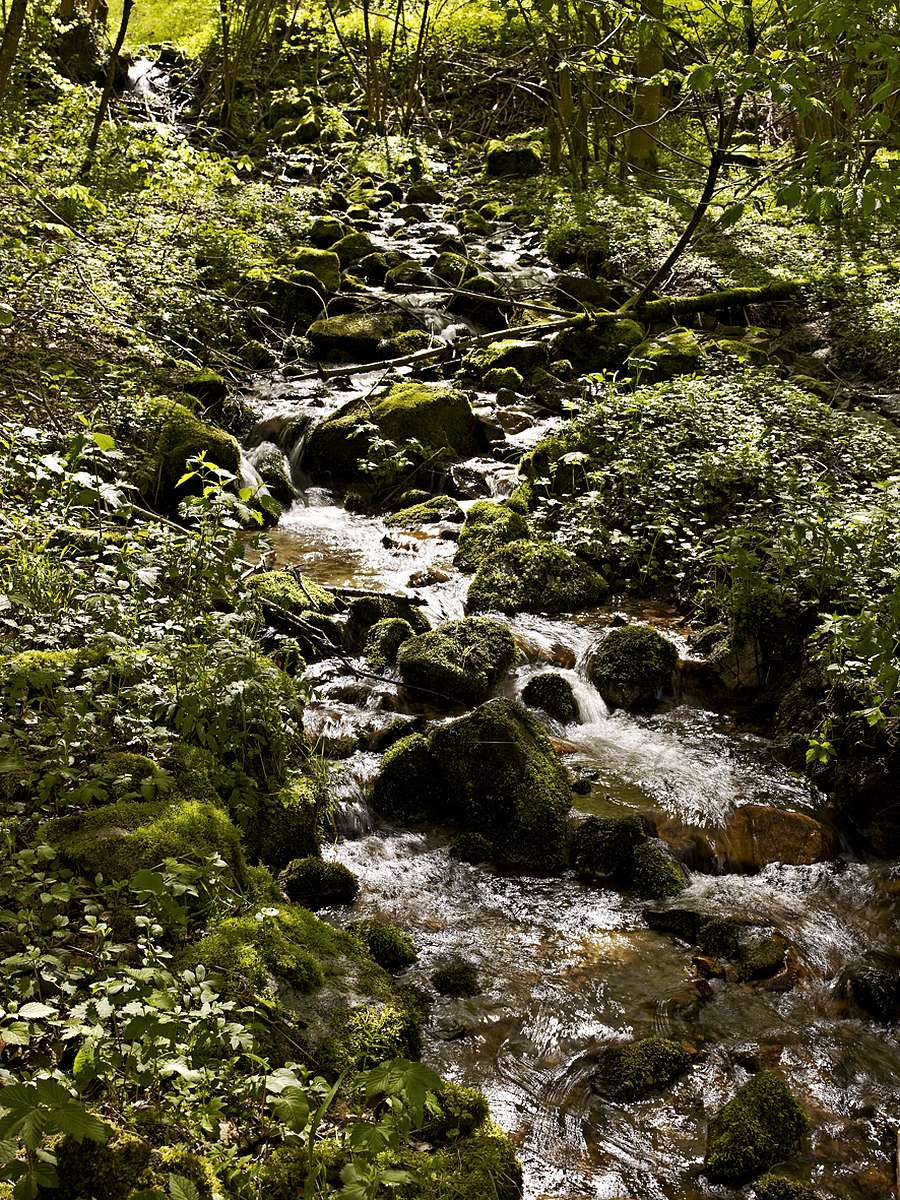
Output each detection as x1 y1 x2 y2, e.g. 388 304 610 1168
244 198 900 1200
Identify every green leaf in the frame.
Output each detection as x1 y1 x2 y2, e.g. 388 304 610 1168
90 432 116 453
54 1103 109 1144
17 1003 56 1021
269 1085 309 1133
168 1175 200 1200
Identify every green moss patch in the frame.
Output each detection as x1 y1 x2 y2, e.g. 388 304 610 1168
455 501 530 573
396 617 516 706
705 1071 808 1185
467 539 607 615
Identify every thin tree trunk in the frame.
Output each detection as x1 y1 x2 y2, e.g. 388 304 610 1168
627 0 663 173
0 0 27 104
82 0 133 171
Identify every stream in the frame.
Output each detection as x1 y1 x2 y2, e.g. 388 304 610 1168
241 192 900 1199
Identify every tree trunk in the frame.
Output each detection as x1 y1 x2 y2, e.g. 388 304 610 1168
81 0 132 171
627 0 663 174
0 0 27 104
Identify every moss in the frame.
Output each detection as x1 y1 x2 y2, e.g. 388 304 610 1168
396 617 516 707
735 930 789 981
279 857 360 909
307 216 344 247
0 645 104 702
307 311 409 360
464 338 550 378
365 618 415 671
545 221 610 273
182 904 358 996
631 840 685 899
431 957 480 997
357 251 391 282
386 260 436 287
332 231 377 266
321 999 422 1073
485 138 542 176
384 495 463 528
629 328 706 380
467 539 607 615
432 251 478 286
247 569 339 615
448 832 493 863
250 441 295 505
237 774 323 870
137 396 240 510
371 733 446 821
291 247 341 293
505 480 535 514
455 501 530 573
47 799 248 890
412 1122 523 1200
521 672 578 723
484 366 524 391
587 624 678 711
304 380 477 479
52 1129 219 1200
181 367 227 405
593 1036 692 1102
420 1082 490 1143
754 1174 817 1200
550 317 644 372
345 594 429 651
351 917 418 972
429 699 571 870
570 814 649 882
705 1071 808 1185
384 328 433 355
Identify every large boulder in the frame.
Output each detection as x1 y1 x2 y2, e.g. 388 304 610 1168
430 699 572 870
307 311 410 360
571 814 685 899
467 539 607 615
521 672 578 724
464 339 550 378
304 380 478 482
704 1071 807 1184
629 328 706 380
137 397 240 512
485 138 543 177
587 624 677 710
396 617 516 707
371 700 572 870
290 246 341 293
455 501 530 572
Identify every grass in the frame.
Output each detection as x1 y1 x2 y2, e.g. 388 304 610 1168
107 0 217 52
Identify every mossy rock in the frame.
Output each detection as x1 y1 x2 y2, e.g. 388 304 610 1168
841 951 900 1022
182 904 359 996
429 699 572 870
357 251 391 282
551 317 644 372
406 181 443 204
629 327 706 380
464 339 550 378
396 1122 523 1200
587 624 678 710
307 216 345 247
455 500 530 573
47 799 248 893
467 539 607 615
483 366 524 391
237 773 323 870
447 274 504 320
384 495 463 528
181 367 227 405
432 251 478 286
279 856 360 909
386 259 436 288
307 311 410 361
485 138 542 177
431 956 480 997
570 813 649 882
592 1035 693 1102
248 441 295 505
137 397 240 511
351 917 418 972
705 1071 808 1185
371 733 446 822
521 672 578 724
545 221 610 273
51 1128 219 1200
631 840 685 900
754 1174 818 1200
332 231 377 266
290 246 341 293
396 617 516 707
0 645 108 702
448 832 493 863
304 380 478 481
344 594 429 651
320 997 422 1073
247 569 339 615
365 617 415 671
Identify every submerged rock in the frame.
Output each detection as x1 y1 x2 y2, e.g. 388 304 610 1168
467 539 607 615
587 624 678 710
591 1035 693 1102
522 672 578 724
304 380 478 480
840 951 900 1022
396 617 516 707
704 1071 807 1184
431 956 481 997
722 803 838 873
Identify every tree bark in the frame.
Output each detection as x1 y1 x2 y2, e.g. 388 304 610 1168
627 0 663 174
0 0 28 104
81 0 132 171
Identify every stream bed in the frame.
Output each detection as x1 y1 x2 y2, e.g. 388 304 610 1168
241 195 900 1199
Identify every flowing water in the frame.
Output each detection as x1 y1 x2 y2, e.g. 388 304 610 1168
244 198 900 1199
